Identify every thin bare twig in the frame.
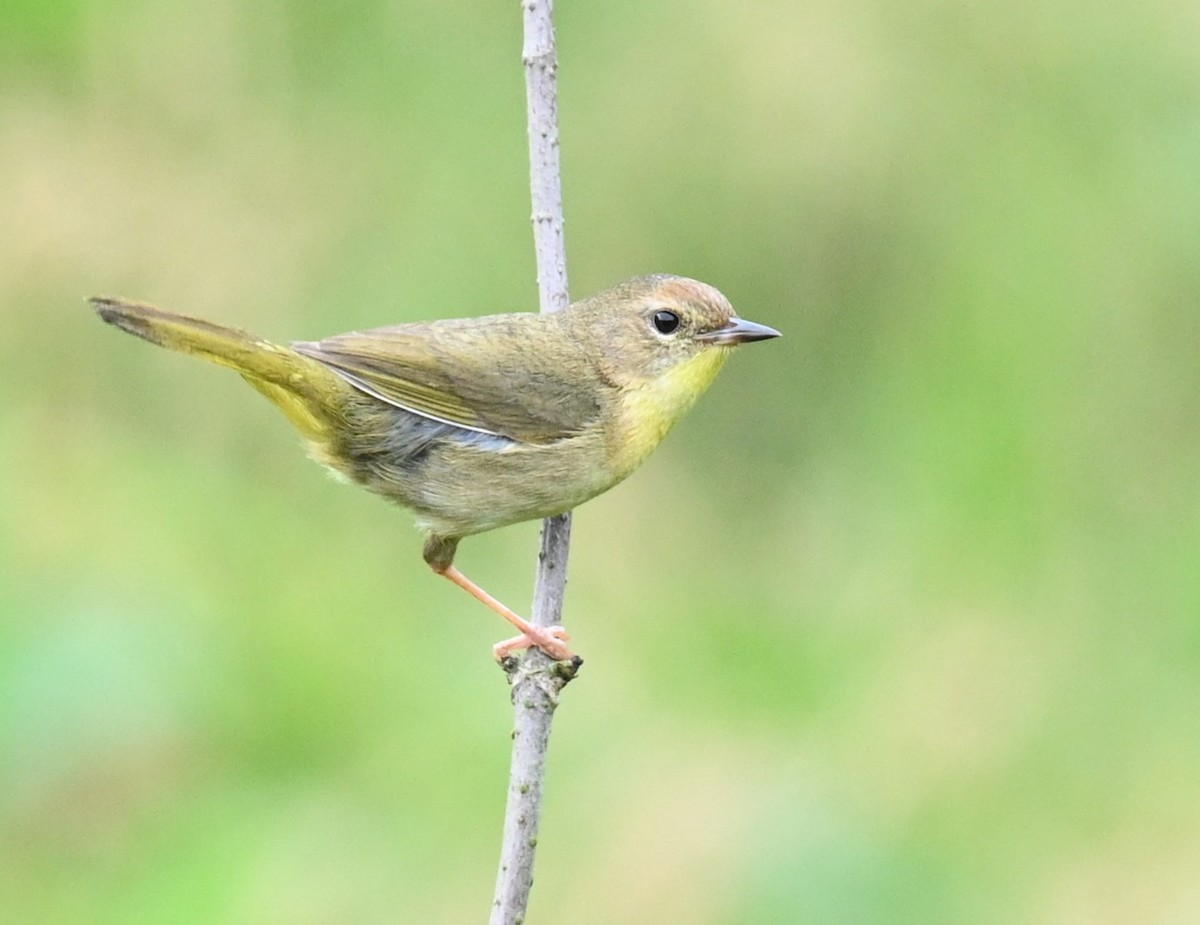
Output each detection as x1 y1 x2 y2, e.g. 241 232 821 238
489 2 579 923
521 0 569 315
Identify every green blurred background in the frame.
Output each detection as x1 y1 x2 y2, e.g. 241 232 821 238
3 1 1199 922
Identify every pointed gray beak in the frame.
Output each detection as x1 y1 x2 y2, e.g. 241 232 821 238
696 317 781 345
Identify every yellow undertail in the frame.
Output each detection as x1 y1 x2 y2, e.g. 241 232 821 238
91 297 349 442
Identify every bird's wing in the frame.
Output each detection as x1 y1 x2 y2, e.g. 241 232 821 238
292 315 601 444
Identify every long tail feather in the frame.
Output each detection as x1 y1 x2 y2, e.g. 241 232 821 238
90 296 347 440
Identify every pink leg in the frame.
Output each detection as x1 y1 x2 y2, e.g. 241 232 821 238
439 565 573 661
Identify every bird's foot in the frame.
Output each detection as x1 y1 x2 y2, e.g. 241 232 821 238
434 563 575 661
492 625 573 661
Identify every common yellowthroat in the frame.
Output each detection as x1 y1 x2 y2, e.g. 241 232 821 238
91 275 779 660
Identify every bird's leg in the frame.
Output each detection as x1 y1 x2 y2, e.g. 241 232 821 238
423 534 572 661
438 566 573 661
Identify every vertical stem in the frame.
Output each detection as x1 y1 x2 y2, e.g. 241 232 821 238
521 0 569 315
490 2 578 924
530 512 572 628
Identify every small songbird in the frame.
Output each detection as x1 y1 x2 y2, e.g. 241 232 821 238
91 275 779 660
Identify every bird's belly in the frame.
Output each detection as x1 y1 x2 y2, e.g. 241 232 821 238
407 435 616 537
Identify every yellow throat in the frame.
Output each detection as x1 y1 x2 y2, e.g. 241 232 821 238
609 346 731 478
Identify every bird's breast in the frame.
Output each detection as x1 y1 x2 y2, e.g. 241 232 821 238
605 347 730 479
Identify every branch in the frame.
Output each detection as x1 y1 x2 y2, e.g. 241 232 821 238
521 0 569 315
490 2 578 924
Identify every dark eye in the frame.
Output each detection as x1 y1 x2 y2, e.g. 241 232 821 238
652 310 680 334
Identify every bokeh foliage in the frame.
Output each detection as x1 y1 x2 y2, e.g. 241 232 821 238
3 1 1199 922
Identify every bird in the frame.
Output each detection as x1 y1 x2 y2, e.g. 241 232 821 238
91 274 780 660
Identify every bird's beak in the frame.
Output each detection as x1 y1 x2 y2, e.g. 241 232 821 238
696 317 781 345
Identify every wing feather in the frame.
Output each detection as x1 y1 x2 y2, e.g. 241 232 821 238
292 314 601 444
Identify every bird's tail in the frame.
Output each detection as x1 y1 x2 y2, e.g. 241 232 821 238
90 296 350 441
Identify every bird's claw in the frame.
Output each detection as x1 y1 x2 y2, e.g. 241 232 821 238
493 625 573 661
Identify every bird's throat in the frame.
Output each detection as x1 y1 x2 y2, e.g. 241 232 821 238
608 347 730 479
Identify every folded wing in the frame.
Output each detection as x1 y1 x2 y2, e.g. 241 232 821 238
293 315 601 445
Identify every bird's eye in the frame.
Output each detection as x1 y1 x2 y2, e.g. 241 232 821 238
652 310 680 335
